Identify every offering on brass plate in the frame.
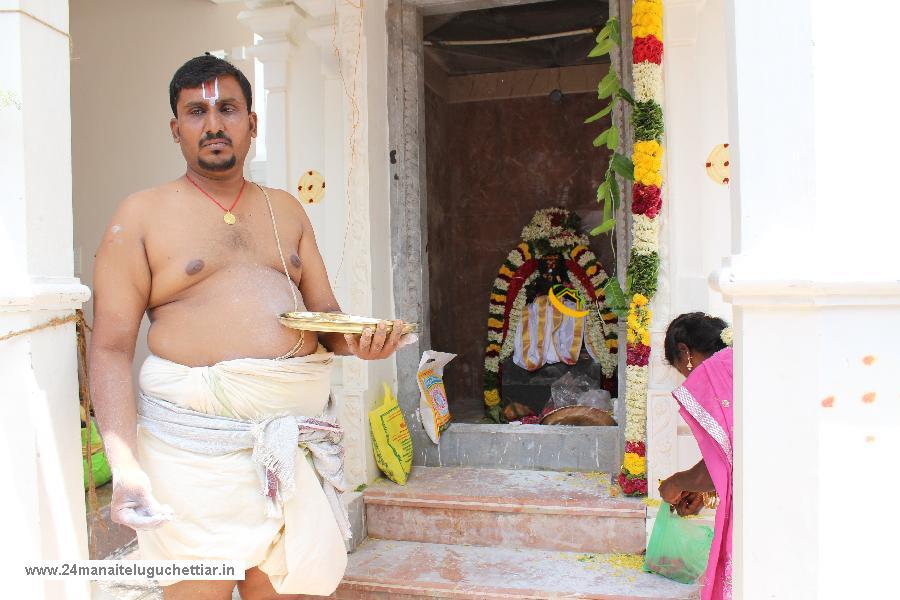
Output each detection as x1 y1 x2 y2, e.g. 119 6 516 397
279 311 419 336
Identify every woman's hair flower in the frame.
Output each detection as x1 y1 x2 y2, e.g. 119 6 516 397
720 326 733 347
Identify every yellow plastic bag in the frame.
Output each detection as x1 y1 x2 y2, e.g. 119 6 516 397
369 383 413 485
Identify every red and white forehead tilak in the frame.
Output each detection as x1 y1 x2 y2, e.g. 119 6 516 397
201 78 219 106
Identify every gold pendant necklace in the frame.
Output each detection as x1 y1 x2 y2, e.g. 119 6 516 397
185 175 247 225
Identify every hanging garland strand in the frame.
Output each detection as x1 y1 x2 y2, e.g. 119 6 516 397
585 2 663 495
617 0 665 497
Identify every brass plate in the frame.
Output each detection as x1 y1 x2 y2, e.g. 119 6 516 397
278 311 419 336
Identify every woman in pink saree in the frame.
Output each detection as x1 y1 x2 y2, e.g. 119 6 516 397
658 313 733 600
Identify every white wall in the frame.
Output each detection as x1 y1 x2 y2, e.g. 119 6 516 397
663 0 732 321
809 10 900 593
70 0 254 377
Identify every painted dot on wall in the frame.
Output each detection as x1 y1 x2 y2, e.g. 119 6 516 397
862 392 877 404
297 170 326 205
821 396 835 408
706 143 730 185
863 355 877 366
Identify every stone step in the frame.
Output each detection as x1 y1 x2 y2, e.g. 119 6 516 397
300 539 698 600
418 423 622 473
363 466 646 554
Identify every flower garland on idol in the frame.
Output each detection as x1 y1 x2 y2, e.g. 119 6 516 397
618 0 665 497
483 209 619 422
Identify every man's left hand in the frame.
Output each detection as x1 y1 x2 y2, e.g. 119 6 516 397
344 320 414 360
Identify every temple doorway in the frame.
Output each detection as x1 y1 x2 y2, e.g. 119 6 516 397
422 0 620 423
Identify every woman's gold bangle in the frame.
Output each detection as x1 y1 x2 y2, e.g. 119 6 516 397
701 491 720 510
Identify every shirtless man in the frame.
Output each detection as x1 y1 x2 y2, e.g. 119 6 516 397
89 55 405 600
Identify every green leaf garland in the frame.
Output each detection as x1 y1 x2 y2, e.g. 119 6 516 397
626 250 660 298
632 100 664 142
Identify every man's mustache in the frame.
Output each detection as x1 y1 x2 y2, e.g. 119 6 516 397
200 131 232 147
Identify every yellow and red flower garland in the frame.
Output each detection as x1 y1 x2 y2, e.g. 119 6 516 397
619 0 665 496
483 210 620 421
483 242 618 415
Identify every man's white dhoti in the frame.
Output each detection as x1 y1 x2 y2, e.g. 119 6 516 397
135 349 348 595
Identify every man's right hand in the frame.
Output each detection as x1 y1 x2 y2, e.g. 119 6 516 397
110 468 174 530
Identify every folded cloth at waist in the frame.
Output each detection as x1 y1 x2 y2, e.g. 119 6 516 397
138 392 351 539
135 350 348 594
138 348 335 421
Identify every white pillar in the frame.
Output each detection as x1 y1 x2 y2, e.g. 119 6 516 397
0 3 90 599
239 4 303 190
308 18 373 487
303 0 396 487
307 24 347 285
719 0 817 597
319 1 380 487
717 1 900 598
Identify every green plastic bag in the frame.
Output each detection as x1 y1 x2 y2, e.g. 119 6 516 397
643 502 714 584
82 419 112 490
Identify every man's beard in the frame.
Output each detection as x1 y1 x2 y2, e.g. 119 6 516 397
198 131 237 171
198 153 237 171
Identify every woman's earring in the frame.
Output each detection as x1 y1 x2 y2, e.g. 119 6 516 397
687 355 694 372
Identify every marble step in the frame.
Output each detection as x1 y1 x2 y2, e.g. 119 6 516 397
418 423 622 474
363 466 647 554
300 539 698 600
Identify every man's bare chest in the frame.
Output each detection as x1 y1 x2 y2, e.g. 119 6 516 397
144 206 304 307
